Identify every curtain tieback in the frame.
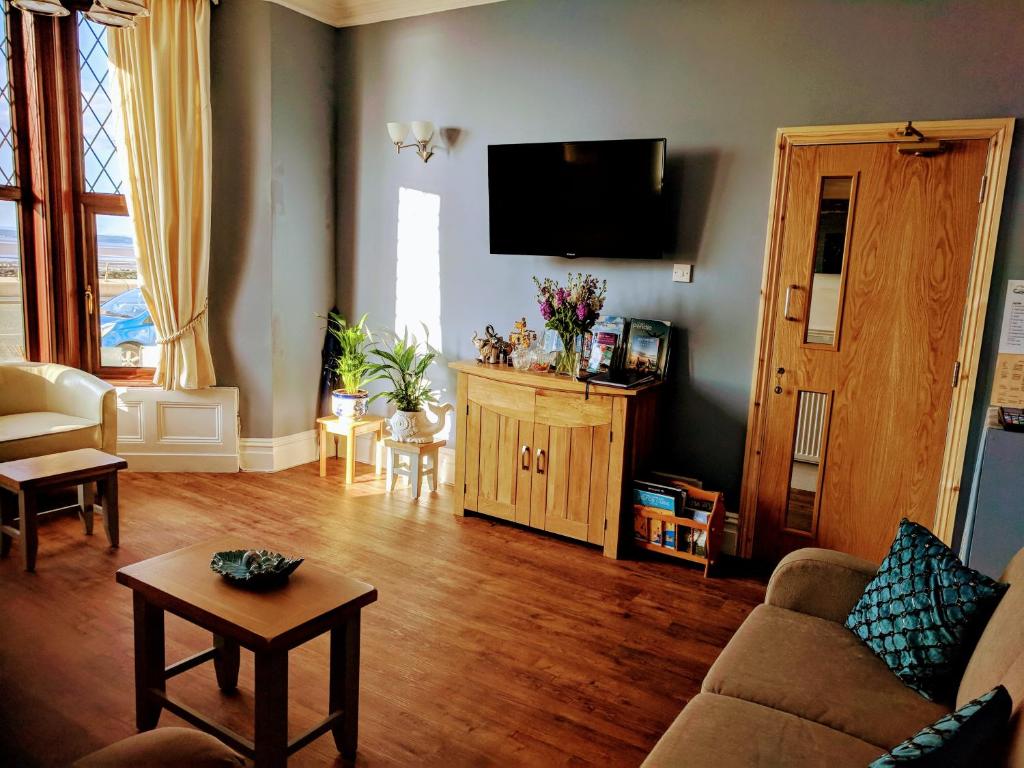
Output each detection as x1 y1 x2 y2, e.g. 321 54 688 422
157 300 209 345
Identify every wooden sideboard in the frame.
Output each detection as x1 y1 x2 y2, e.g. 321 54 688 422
450 361 662 559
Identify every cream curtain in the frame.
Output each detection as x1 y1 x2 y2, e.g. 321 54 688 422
109 0 215 389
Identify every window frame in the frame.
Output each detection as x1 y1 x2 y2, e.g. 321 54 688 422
5 2 154 382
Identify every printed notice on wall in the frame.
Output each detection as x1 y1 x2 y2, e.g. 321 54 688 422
992 280 1024 407
998 280 1024 354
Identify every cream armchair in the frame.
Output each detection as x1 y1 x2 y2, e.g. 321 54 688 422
0 362 116 462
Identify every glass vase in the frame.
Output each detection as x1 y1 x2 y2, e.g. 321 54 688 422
554 333 582 380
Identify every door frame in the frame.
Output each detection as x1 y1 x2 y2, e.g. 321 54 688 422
737 118 1015 558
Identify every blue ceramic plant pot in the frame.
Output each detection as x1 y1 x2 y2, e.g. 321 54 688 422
332 389 368 419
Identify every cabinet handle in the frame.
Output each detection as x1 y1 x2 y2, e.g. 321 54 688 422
521 445 530 470
535 448 545 474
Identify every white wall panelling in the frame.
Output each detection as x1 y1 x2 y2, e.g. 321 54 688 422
116 387 240 472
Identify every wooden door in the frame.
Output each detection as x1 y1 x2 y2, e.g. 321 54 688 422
463 377 533 525
755 139 990 562
530 390 612 545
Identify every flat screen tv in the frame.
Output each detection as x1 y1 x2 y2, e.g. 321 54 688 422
488 138 666 259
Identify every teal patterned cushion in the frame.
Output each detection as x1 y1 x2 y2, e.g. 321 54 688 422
869 685 1011 767
845 519 1007 701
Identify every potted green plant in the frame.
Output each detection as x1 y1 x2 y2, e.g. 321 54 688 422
327 312 375 419
367 330 452 442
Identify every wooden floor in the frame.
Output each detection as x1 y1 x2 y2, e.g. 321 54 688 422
0 461 766 767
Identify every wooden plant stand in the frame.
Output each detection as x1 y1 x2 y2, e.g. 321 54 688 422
317 415 386 484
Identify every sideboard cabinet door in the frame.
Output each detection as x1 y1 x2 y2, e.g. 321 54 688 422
530 390 614 545
463 376 535 524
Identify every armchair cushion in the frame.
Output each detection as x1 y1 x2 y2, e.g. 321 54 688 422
765 547 879 624
72 728 245 767
0 412 104 462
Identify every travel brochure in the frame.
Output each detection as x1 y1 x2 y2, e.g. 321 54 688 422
581 315 671 386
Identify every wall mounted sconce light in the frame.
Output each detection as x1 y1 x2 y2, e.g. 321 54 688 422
387 121 435 163
12 0 150 25
11 0 70 16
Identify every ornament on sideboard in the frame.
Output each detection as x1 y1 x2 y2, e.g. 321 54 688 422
508 317 537 351
471 324 509 364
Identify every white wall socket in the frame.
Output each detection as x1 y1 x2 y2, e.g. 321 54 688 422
672 263 693 283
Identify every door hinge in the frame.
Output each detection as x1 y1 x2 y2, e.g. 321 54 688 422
979 175 989 204
952 361 962 388
609 431 613 443
603 519 607 530
463 482 467 493
465 404 469 415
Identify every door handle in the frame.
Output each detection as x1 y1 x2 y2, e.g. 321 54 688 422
535 448 546 474
85 284 95 316
774 366 785 395
783 284 800 321
521 445 530 470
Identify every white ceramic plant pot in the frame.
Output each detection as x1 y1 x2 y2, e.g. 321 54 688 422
388 410 424 442
332 389 368 420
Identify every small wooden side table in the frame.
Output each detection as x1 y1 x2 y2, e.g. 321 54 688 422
317 415 386 484
385 439 446 500
0 448 126 572
116 536 377 767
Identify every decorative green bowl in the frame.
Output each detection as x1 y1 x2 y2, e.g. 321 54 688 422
210 549 304 589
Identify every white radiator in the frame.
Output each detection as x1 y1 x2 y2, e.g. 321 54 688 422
794 392 828 464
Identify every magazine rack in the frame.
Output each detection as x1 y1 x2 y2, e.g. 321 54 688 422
634 483 725 577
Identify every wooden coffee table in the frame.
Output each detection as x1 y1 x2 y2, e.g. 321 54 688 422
116 537 378 767
0 448 126 572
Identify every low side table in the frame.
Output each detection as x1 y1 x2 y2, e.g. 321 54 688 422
116 537 377 767
317 415 386 484
0 448 126 572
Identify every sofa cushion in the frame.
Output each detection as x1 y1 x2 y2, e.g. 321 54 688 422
845 519 1007 702
868 685 1012 767
641 693 884 768
0 412 102 462
702 604 948 749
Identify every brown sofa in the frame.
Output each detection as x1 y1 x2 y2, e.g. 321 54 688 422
643 547 1024 767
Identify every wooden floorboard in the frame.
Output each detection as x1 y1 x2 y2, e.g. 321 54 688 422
0 461 765 767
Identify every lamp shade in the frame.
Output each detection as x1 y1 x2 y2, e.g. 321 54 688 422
11 0 70 16
98 0 150 16
386 122 410 144
86 3 137 27
411 121 435 143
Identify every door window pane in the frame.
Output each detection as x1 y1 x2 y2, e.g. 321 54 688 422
804 177 852 346
97 214 157 368
0 199 22 361
785 390 829 533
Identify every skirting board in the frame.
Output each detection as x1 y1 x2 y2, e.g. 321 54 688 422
240 429 457 484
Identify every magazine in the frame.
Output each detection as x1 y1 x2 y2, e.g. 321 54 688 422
586 316 628 372
625 319 671 379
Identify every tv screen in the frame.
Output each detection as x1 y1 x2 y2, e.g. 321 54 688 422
488 138 666 259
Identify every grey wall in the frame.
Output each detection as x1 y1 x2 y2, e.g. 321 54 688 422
335 0 1024 514
269 4 337 437
209 0 273 437
210 0 336 439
